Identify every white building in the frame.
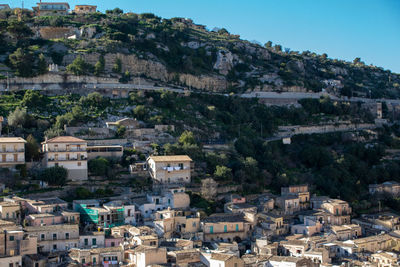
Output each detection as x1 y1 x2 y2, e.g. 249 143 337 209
0 137 26 168
41 136 88 181
147 155 192 184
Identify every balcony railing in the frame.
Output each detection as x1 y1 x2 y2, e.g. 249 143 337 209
0 150 25 153
0 160 25 163
160 166 190 171
48 156 87 162
47 148 86 152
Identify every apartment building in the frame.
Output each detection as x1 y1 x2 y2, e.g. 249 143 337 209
34 2 70 16
69 246 124 266
147 155 192 184
24 224 79 253
202 213 251 242
42 136 88 181
281 185 310 210
0 137 26 168
0 202 21 223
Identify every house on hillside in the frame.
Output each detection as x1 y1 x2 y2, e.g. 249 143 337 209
0 137 26 168
41 136 88 181
33 2 70 16
74 5 97 14
147 155 192 184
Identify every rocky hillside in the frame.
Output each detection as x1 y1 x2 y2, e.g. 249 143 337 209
0 8 399 97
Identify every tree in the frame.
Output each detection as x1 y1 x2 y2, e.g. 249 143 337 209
115 125 126 138
179 131 196 145
37 54 48 75
66 56 93 75
25 134 40 162
214 165 232 181
321 53 328 60
106 8 123 15
94 55 105 76
274 45 282 52
353 57 361 64
7 107 28 128
7 20 32 39
9 48 34 77
21 90 48 110
112 58 122 73
265 41 272 48
39 166 68 186
88 157 110 176
133 105 146 119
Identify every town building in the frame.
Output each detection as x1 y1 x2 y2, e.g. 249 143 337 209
201 213 251 242
41 136 88 181
69 246 124 266
74 5 97 14
281 185 310 210
0 137 26 168
147 155 192 184
0 4 10 10
369 181 400 197
34 2 70 16
24 224 79 253
275 195 300 215
127 245 167 266
201 252 244 267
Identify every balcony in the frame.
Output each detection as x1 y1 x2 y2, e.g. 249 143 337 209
47 148 86 152
0 150 25 153
160 166 190 171
48 156 87 162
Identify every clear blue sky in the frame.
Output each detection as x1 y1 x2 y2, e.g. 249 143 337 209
17 0 400 73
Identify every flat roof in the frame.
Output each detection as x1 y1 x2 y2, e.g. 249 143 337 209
149 155 192 162
0 137 26 143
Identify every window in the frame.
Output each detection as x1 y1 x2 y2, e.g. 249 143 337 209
66 154 70 160
77 162 81 166
179 163 184 169
55 154 58 160
2 155 5 162
236 224 239 231
92 238 96 246
193 222 196 227
41 234 45 240
93 257 96 264
6 213 9 219
13 154 18 162
53 233 57 240
9 235 14 241
55 163 59 167
224 225 227 233
2 145 5 152
111 242 115 247
210 226 214 234
53 244 57 250
9 264 13 267
84 238 88 246
112 256 117 261
65 233 69 240
81 258 85 264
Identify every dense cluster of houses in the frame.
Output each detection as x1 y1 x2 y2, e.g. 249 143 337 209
1 181 400 266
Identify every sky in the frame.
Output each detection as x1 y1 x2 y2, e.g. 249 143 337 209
14 0 400 73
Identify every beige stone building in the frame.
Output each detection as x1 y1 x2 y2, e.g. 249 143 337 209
69 246 124 266
74 5 97 14
24 224 79 253
202 213 251 242
346 234 394 253
0 202 21 223
369 181 400 197
281 185 310 210
275 195 300 214
330 224 362 240
153 208 200 239
147 155 192 184
42 136 88 181
0 137 26 168
371 252 400 267
201 252 244 267
127 245 167 267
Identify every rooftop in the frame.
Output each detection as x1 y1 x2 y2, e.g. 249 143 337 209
43 136 86 144
203 213 246 223
210 253 235 261
0 137 26 143
149 155 192 162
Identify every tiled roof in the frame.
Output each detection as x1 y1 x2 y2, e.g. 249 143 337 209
44 136 86 144
210 253 234 261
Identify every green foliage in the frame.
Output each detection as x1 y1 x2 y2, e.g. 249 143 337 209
7 107 28 128
214 165 232 181
25 134 40 162
94 55 105 76
66 56 94 75
115 125 126 138
9 48 34 77
37 54 48 75
7 20 32 39
39 166 68 186
133 105 146 120
112 58 122 73
88 157 110 176
21 90 49 110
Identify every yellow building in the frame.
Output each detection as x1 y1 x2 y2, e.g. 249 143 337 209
74 5 97 14
202 213 251 242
